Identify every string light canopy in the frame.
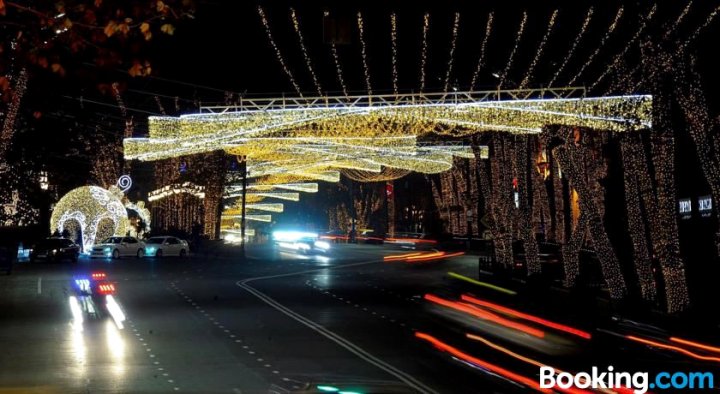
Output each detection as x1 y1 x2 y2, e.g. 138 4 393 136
124 88 651 168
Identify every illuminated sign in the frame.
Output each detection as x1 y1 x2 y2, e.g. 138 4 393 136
698 195 712 218
678 198 692 220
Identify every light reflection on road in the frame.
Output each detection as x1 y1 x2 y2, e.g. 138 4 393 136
106 320 126 376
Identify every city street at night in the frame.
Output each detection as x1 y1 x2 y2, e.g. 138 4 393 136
3 1 720 393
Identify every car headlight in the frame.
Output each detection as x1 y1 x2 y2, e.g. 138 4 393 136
314 241 331 250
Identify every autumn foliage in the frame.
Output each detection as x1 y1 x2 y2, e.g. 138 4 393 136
0 0 194 97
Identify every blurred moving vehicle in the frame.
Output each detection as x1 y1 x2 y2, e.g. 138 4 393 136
29 237 80 262
144 236 189 257
386 232 439 250
91 236 146 259
357 229 385 244
273 230 331 254
70 271 126 330
319 229 348 242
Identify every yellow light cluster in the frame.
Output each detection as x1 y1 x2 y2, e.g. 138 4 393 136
148 182 205 202
51 186 129 252
125 95 651 167
245 203 284 213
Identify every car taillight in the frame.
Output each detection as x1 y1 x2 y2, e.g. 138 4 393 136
91 272 107 280
98 283 115 295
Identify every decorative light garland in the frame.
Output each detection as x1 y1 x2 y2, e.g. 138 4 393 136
148 182 206 202
329 41 349 97
0 68 27 164
681 4 720 51
519 10 558 89
543 126 628 300
568 7 624 86
257 5 303 96
245 203 284 213
469 13 494 92
548 8 594 88
498 11 528 89
589 5 657 92
419 13 430 93
443 12 461 92
665 1 693 39
390 12 399 96
620 135 656 301
357 12 373 95
290 8 322 97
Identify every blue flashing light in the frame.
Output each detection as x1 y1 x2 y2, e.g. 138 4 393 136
316 386 339 392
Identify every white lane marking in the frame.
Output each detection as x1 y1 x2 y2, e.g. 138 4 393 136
37 277 42 295
237 261 437 394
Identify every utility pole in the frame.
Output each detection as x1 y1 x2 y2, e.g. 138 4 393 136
239 155 247 260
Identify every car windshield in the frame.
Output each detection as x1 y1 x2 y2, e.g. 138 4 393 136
146 238 165 244
101 237 122 244
36 239 64 248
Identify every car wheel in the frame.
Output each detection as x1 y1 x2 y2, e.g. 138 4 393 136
180 249 187 258
112 249 120 259
156 249 163 258
137 249 144 259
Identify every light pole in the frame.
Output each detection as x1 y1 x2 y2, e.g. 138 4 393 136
239 155 247 260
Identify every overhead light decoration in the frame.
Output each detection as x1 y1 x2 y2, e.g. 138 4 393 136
50 186 129 252
245 203 284 213
124 90 651 168
148 182 205 202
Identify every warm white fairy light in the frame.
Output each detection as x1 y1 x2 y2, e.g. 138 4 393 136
520 10 558 89
290 8 322 97
589 5 657 92
148 182 206 202
620 136 656 302
419 13 430 93
0 69 27 163
329 41 349 97
51 186 130 252
245 203 284 213
681 4 720 51
257 5 303 96
543 126 627 300
357 12 373 95
498 11 527 89
548 8 594 88
568 7 623 86
470 13 494 92
665 1 693 39
390 13 399 95
443 12 461 92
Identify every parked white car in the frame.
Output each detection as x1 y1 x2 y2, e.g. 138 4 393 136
91 237 146 259
144 236 189 258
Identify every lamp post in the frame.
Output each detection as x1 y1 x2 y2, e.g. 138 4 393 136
239 155 247 260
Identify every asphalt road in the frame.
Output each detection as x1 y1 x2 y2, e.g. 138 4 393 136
0 244 501 394
3 243 719 394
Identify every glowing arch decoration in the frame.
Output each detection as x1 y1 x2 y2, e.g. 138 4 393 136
148 182 206 202
125 200 151 234
50 186 129 252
